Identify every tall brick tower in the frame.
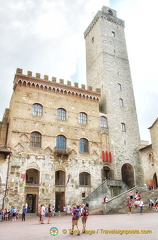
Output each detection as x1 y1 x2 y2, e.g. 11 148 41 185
84 6 143 186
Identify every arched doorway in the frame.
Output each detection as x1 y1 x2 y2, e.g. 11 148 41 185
121 163 134 188
153 173 157 189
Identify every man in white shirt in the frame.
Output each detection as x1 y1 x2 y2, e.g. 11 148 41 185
66 204 71 215
138 198 144 214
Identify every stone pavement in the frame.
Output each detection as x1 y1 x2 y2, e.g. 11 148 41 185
0 212 158 240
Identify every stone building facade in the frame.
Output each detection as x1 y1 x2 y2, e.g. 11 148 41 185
0 6 144 212
140 118 158 189
0 68 107 212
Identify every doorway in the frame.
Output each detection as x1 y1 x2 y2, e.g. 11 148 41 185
153 172 157 189
121 163 134 188
26 194 36 213
103 166 111 180
55 192 65 212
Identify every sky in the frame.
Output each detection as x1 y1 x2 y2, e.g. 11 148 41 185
0 0 158 142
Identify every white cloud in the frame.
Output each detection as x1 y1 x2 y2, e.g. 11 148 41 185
0 0 157 142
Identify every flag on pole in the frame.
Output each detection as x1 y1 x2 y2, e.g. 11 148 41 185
22 172 26 187
66 174 70 184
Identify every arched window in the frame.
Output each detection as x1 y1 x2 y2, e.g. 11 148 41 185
80 138 88 153
118 83 122 91
79 172 91 186
148 153 154 165
112 31 115 37
119 98 124 107
79 112 87 124
26 169 40 184
121 123 126 132
32 103 43 116
55 171 65 185
56 135 66 150
30 131 41 148
100 116 107 128
57 108 66 120
108 9 113 16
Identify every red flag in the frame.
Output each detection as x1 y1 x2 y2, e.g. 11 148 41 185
105 151 109 162
22 173 26 181
102 151 105 162
109 152 112 162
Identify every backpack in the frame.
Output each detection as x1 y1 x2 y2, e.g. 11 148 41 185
83 207 89 216
73 209 80 218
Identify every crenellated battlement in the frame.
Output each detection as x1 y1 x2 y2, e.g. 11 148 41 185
14 68 101 100
84 7 124 38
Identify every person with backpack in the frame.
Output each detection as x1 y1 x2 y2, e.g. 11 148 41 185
10 206 17 221
70 205 80 235
81 202 89 233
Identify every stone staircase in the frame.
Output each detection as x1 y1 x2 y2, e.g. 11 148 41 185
106 189 158 214
84 179 129 212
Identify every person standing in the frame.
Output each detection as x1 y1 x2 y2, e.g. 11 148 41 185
127 198 132 215
63 205 66 215
0 209 3 222
4 209 9 221
82 202 89 233
52 206 55 218
11 206 17 221
70 205 80 235
66 204 71 216
47 204 52 224
39 204 42 222
22 206 27 221
138 198 144 214
40 204 45 224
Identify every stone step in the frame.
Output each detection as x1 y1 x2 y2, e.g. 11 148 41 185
106 189 158 215
90 208 103 215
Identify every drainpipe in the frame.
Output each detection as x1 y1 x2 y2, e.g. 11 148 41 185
2 152 11 209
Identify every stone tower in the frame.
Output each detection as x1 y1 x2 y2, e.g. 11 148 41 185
84 6 143 186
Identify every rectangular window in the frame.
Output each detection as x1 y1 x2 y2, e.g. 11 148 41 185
80 139 88 153
56 136 66 150
31 132 41 148
82 192 85 198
